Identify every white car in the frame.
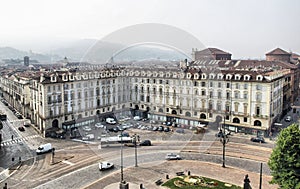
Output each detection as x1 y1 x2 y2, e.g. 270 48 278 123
133 116 142 121
95 123 105 128
99 161 114 171
106 118 117 125
83 126 92 131
165 153 181 160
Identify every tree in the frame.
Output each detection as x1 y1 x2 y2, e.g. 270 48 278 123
268 124 300 189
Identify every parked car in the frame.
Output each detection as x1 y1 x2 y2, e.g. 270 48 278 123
18 126 25 131
165 153 181 160
285 116 292 122
99 161 114 171
152 126 158 131
139 140 151 146
158 126 164 132
106 117 117 125
250 137 265 143
164 127 170 132
176 129 185 133
133 116 142 121
82 126 92 131
95 123 105 128
23 122 30 127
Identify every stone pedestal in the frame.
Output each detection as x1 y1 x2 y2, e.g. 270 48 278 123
119 181 129 189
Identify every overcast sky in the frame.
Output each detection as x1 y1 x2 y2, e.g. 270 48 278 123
0 0 299 59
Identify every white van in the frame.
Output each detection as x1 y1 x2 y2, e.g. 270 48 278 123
106 118 116 125
36 143 52 155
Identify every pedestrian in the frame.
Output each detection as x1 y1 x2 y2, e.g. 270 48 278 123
11 135 13 141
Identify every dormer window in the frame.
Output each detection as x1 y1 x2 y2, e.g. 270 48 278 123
235 74 241 80
201 73 207 79
187 73 191 79
159 72 164 77
244 75 250 80
226 74 232 80
69 74 74 80
217 74 224 80
256 75 263 81
62 75 68 81
194 73 199 79
51 76 56 82
209 74 215 79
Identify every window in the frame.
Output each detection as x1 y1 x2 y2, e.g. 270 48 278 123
244 117 247 122
226 83 230 88
226 92 230 99
209 91 213 98
225 104 230 112
256 106 260 115
218 82 222 88
244 84 248 89
217 103 222 111
201 90 206 96
235 83 239 89
243 92 248 99
234 91 239 99
218 91 222 99
209 82 213 87
256 93 262 101
201 82 206 87
256 84 262 90
234 103 239 112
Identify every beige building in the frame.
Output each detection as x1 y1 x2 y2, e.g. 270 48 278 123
0 47 299 136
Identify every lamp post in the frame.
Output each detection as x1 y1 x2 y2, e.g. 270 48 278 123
219 116 229 168
133 134 138 167
119 128 129 189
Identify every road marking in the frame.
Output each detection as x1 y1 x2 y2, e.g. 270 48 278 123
62 160 75 166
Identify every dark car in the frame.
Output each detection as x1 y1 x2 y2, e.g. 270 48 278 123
18 126 25 131
250 137 265 143
158 126 164 132
164 127 170 132
285 116 292 122
139 140 151 146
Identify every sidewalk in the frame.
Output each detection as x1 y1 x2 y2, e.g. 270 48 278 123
85 160 278 189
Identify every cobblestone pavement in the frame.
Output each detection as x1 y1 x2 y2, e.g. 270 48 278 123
84 160 278 189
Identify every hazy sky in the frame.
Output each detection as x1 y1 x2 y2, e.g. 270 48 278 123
0 0 299 59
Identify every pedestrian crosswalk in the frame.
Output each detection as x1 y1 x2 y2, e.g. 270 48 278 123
0 135 40 147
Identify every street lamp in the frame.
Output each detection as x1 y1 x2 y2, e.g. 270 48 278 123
119 128 129 189
133 134 139 167
219 116 229 168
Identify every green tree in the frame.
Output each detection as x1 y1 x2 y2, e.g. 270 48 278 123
268 124 300 189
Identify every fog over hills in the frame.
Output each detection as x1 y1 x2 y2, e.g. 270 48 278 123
0 39 187 64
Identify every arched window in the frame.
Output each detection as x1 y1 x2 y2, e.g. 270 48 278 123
254 120 262 126
233 118 240 123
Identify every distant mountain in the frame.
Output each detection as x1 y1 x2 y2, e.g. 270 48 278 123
0 39 189 64
0 47 61 63
49 39 188 63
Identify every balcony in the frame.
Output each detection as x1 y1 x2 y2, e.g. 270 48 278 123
252 114 269 119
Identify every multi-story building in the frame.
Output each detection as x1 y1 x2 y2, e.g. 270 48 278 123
0 48 299 137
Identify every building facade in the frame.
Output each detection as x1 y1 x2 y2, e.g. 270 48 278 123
0 48 299 136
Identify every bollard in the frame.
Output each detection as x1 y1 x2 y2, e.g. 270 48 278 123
166 174 169 179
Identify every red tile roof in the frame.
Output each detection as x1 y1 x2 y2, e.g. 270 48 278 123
266 48 291 55
196 48 231 55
